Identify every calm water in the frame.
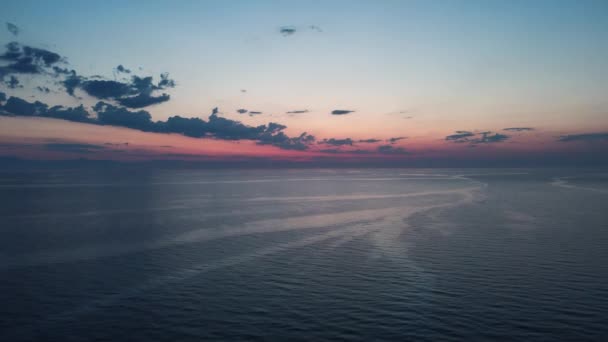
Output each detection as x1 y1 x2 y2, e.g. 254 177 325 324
1 168 607 341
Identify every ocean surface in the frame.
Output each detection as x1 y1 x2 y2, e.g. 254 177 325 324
1 168 607 341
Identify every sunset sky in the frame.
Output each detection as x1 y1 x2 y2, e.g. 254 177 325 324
1 0 607 166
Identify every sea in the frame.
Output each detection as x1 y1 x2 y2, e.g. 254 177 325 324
1 168 607 341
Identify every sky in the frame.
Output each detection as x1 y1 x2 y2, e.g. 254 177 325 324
1 0 607 166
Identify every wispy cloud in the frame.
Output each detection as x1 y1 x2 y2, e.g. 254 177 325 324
358 139 381 143
377 145 408 155
503 127 534 132
320 138 354 146
387 136 407 144
286 109 309 114
279 26 296 36
446 131 509 145
331 109 355 115
6 22 19 36
44 143 107 154
558 132 608 142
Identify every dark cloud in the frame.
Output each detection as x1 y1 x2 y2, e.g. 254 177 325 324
358 139 381 143
320 138 354 146
93 101 155 131
446 131 509 144
52 66 76 76
279 26 296 36
258 131 315 151
503 127 534 132
82 80 132 99
477 132 509 143
6 22 19 36
63 71 175 108
241 89 247 93
157 73 176 88
116 65 131 74
161 115 208 138
377 145 408 155
116 93 170 108
445 131 475 142
0 91 6 102
286 109 309 114
45 105 92 123
1 96 48 116
558 132 608 142
331 109 355 115
44 143 107 154
161 109 315 150
0 40 315 151
205 112 268 140
387 136 407 144
0 42 62 76
0 96 92 124
236 108 248 114
36 86 50 93
61 74 84 96
3 75 21 88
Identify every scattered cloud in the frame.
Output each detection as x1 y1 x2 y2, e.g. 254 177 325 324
6 22 19 36
331 109 355 115
358 139 381 143
386 110 414 119
115 65 131 74
236 108 248 114
558 132 608 142
3 75 21 88
279 26 296 36
279 25 322 36
248 111 262 115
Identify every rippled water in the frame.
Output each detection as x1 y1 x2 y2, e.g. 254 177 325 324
1 168 607 341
